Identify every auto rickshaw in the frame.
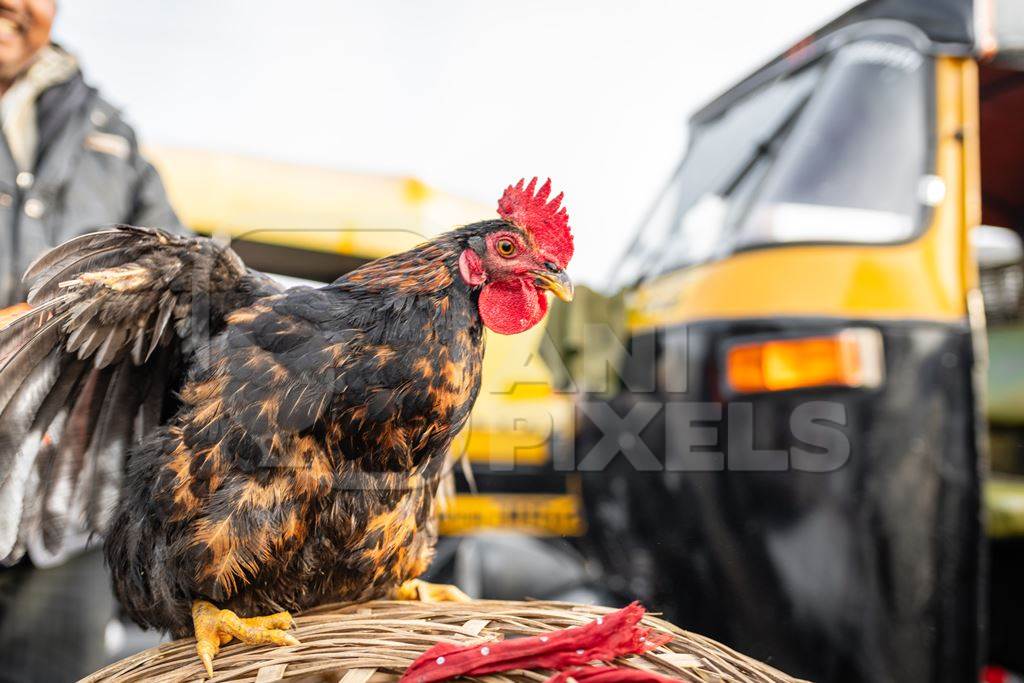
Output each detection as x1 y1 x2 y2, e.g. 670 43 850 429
578 2 1024 682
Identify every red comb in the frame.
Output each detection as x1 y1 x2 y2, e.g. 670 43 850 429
497 178 574 269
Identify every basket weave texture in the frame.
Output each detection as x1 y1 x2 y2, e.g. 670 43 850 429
84 600 808 683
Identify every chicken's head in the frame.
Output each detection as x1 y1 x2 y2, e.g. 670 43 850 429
458 178 574 335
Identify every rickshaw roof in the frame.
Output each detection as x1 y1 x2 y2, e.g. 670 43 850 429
145 146 493 261
820 0 977 46
691 0 1023 125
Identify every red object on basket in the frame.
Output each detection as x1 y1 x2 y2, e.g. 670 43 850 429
983 666 1024 683
546 665 684 682
399 602 672 683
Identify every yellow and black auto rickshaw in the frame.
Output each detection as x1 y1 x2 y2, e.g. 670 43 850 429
578 2 1024 682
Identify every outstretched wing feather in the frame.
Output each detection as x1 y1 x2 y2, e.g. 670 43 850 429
27 244 139 304
22 229 125 283
0 225 282 564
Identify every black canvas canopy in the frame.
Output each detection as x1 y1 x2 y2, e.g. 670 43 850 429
818 0 976 46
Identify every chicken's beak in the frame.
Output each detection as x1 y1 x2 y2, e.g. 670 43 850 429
532 267 574 303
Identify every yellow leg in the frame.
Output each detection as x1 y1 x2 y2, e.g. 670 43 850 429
191 601 299 678
393 578 471 602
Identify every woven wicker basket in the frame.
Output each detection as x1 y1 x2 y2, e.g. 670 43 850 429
84 600 807 683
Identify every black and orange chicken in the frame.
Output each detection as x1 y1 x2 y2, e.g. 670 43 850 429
0 178 574 676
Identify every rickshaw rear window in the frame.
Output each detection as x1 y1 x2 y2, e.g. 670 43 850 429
635 38 931 281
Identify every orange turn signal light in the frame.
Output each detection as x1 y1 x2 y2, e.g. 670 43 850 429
726 328 884 394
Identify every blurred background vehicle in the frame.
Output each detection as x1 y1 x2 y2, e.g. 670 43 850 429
579 1 1024 682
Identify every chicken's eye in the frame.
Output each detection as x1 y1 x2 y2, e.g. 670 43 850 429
496 238 517 258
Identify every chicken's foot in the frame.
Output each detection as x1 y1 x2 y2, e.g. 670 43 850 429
393 578 471 602
191 600 299 678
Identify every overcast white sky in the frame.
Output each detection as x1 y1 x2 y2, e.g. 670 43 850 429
54 1 856 288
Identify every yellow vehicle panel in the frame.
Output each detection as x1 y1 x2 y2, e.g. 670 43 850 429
438 493 584 537
147 146 493 258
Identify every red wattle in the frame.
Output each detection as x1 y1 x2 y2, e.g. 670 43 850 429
478 278 547 335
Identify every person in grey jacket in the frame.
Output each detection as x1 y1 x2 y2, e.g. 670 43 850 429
0 0 183 309
0 1 184 680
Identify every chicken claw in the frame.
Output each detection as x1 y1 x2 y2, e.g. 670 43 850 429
191 600 299 677
393 578 471 602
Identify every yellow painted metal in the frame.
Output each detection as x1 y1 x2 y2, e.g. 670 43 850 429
454 356 574 466
438 493 584 536
986 477 1024 538
627 57 971 332
453 427 550 466
146 146 491 259
959 58 983 289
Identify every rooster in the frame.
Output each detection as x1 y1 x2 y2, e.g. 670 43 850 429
0 178 574 676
